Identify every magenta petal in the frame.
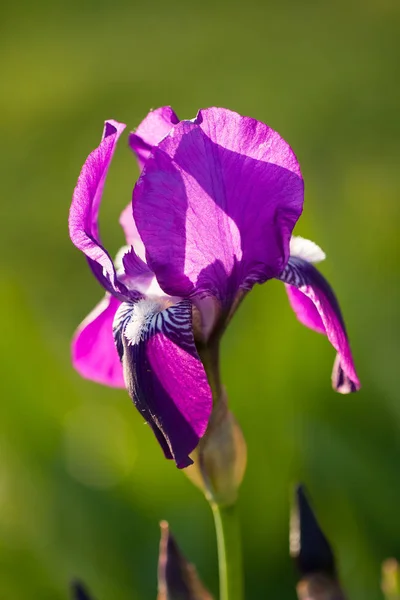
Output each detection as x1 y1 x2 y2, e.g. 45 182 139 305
69 120 131 299
281 257 360 393
113 299 212 467
286 285 326 335
72 295 125 388
133 107 304 304
129 106 180 170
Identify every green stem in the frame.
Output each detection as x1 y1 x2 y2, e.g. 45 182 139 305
212 503 243 600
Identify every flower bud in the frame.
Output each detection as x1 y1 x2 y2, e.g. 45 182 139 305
291 485 347 600
382 559 400 600
70 580 93 600
185 390 247 507
157 521 213 600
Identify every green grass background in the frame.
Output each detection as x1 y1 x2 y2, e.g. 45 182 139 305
1 0 399 598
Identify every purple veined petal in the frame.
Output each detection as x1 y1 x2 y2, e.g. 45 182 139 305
121 108 180 259
280 256 360 393
72 294 125 388
129 106 180 170
69 120 134 300
133 107 304 306
113 298 212 468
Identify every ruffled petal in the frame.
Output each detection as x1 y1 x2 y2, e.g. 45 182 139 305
72 294 124 388
113 298 212 467
69 120 132 300
129 106 180 169
133 107 303 305
280 256 360 393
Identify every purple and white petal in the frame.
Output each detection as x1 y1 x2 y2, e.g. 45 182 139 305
133 107 304 305
280 253 360 393
72 294 125 388
69 120 132 300
129 106 180 170
113 298 212 468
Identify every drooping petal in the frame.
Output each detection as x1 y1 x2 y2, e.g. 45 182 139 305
113 299 212 468
69 120 132 300
280 256 360 393
157 521 213 600
133 107 304 305
72 294 125 388
129 106 180 169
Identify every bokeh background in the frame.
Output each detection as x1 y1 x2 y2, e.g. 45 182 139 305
1 0 399 598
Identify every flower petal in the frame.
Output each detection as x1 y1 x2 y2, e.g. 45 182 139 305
113 299 212 468
133 107 303 305
69 120 132 300
121 108 181 260
129 106 180 169
72 294 125 388
280 256 360 393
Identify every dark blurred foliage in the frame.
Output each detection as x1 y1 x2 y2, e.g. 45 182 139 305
1 0 399 598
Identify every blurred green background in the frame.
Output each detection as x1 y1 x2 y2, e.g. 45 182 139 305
1 0 399 598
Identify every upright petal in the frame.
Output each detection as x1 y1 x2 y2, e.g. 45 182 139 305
113 299 212 468
280 252 360 393
121 108 180 260
72 294 125 388
69 120 131 299
133 107 303 305
129 106 180 169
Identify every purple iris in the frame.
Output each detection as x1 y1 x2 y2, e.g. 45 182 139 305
69 107 360 468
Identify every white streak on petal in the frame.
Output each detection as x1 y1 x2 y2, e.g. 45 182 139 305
124 298 165 345
290 236 326 263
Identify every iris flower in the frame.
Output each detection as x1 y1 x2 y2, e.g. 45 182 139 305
69 107 360 468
